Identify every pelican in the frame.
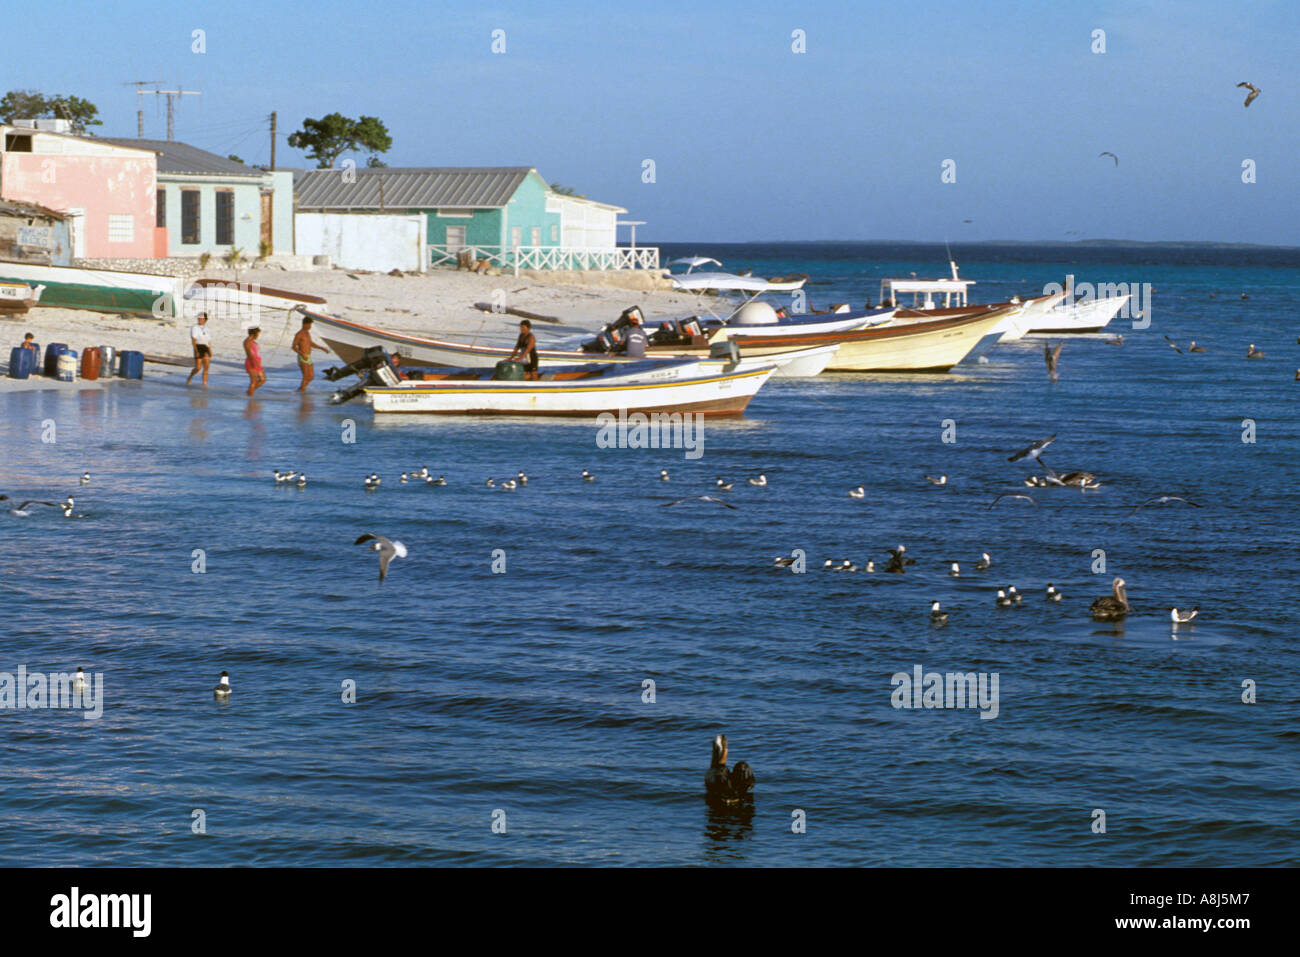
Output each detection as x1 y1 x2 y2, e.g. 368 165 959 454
1007 586 1023 604
1044 342 1063 381
715 477 733 491
1237 81 1260 108
1188 341 1206 353
660 469 670 481
485 477 495 488
1090 577 1129 621
581 470 595 482
949 562 961 577
428 475 447 486
1247 344 1265 359
80 472 91 485
864 560 875 573
517 471 528 486
354 533 408 582
773 556 796 568
213 671 231 699
1099 151 1118 166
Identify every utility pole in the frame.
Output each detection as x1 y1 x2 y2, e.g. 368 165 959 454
269 112 277 170
123 80 162 137
136 88 201 140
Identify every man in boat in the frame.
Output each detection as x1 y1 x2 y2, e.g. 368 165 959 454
509 319 539 379
291 316 332 392
619 308 648 358
187 312 213 388
389 352 409 380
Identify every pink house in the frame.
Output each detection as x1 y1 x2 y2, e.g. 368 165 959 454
0 121 159 259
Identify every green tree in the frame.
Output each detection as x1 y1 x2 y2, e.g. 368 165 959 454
227 154 245 165
550 183 586 198
287 113 392 169
0 89 101 134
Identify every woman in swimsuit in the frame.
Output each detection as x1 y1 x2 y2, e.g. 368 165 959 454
243 326 266 397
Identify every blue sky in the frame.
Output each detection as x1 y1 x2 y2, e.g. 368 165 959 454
14 0 1296 243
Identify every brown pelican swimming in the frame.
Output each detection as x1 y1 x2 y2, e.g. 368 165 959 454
1090 577 1130 621
1188 341 1206 352
354 533 408 582
715 477 734 491
1247 344 1265 359
1237 81 1260 108
1105 335 1124 346
1008 433 1057 463
1099 151 1119 166
884 545 914 573
748 473 767 487
988 493 1037 510
704 734 754 807
1039 459 1097 487
1126 495 1202 517
1044 342 1063 381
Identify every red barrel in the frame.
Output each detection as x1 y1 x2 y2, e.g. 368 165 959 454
81 346 102 381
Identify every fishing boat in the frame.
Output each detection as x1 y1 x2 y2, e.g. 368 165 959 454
0 261 180 315
304 307 837 377
0 281 44 316
181 278 326 322
1024 293 1129 334
727 304 1018 373
366 359 777 416
992 291 1068 341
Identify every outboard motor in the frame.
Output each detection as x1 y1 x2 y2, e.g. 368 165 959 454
324 346 403 404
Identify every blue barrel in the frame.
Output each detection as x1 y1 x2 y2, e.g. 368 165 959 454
8 346 30 379
118 350 144 379
43 343 68 377
57 350 78 382
21 346 39 378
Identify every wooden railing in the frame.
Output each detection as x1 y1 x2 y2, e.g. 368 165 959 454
429 244 660 273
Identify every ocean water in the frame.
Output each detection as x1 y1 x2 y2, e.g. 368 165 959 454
2 242 1298 867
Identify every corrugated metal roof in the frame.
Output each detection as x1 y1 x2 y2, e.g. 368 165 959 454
293 167 534 210
99 138 266 177
0 198 66 221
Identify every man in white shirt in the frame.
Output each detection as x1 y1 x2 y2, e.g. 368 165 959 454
187 312 213 387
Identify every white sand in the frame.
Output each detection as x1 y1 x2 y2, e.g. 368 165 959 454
0 266 722 391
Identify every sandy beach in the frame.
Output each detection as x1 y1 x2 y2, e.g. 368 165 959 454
0 265 714 390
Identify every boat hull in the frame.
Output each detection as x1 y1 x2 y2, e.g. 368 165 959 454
1024 294 1129 334
182 279 326 322
993 292 1067 341
367 366 775 416
0 262 179 315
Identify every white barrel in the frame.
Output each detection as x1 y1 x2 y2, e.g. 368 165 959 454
57 351 78 382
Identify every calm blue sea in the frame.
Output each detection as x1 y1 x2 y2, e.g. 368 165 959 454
2 242 1297 867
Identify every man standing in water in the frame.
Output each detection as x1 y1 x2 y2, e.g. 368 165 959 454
291 316 331 392
187 312 213 387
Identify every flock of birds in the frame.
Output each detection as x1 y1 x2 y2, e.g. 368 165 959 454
2 471 91 518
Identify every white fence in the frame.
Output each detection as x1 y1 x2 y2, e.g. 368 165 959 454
429 244 660 273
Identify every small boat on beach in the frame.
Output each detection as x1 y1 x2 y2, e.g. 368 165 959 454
366 359 777 416
181 278 327 322
0 281 44 316
0 261 180 315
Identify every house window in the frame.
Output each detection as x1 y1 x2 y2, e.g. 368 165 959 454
530 227 541 247
510 226 522 248
550 224 558 243
107 215 135 243
180 189 201 244
445 225 466 252
156 189 166 228
215 191 234 246
4 133 33 152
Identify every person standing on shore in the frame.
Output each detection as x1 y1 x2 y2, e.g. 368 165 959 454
187 312 213 387
243 326 266 396
291 316 331 392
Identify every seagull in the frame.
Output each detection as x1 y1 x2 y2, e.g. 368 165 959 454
773 556 797 568
1007 433 1056 463
7 500 58 517
1163 335 1183 354
1090 577 1129 621
1039 459 1097 488
930 601 949 625
79 472 91 485
414 467 430 480
1188 341 1206 353
925 474 947 486
400 472 409 483
1105 335 1124 346
517 471 528 486
1169 607 1199 624
662 495 737 510
849 486 866 499
364 473 381 490
1099 151 1118 166
354 533 408 582
988 493 1037 510
949 562 961 577
975 552 992 571
213 671 231 699
501 479 517 491
1046 584 1062 602
715 477 734 491
863 560 875 573
296 474 307 488
1007 585 1023 605
1044 342 1063 381
72 667 87 691
428 475 447 486
581 470 595 482
995 589 1012 608
1237 81 1260 108
1247 344 1265 359
660 469 670 481
1126 495 1202 517
748 474 767 487
274 470 298 484
485 477 495 488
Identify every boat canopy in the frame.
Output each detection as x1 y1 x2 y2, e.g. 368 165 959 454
668 256 723 273
671 272 807 293
879 277 974 309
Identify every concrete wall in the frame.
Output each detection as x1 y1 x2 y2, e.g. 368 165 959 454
0 149 156 259
158 177 265 256
295 212 426 272
269 170 294 254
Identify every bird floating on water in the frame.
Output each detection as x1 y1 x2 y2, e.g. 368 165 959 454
296 474 307 488
748 474 767 487
864 560 875 573
213 671 231 699
364 473 381 490
354 533 408 582
1169 607 1199 625
485 477 495 487
80 472 91 485
1247 344 1265 359
581 470 595 482
1237 81 1260 108
428 475 446 486
930 601 949 625
995 589 1012 608
849 485 866 499
400 472 409 483
1105 335 1124 346
1188 341 1206 353
517 471 528 486
704 734 755 808
976 552 992 571
1046 584 1062 602
715 477 733 491
949 562 961 577
1007 585 1023 605
659 469 670 481
1090 577 1129 621
773 556 797 568
925 474 947 486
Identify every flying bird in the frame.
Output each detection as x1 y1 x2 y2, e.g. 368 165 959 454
1099 151 1118 166
988 493 1037 510
662 496 737 510
1044 342 1063 381
7 500 59 517
1007 434 1056 463
1163 335 1183 354
354 533 408 582
1237 81 1260 108
1126 495 1202 517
